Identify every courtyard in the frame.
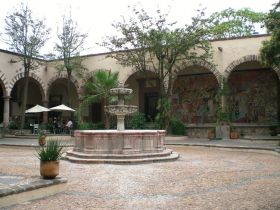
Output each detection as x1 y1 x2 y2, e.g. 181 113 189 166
1 145 280 209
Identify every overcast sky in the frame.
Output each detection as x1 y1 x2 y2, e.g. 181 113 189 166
0 0 278 55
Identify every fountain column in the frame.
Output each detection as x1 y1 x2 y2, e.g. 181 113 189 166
117 115 125 131
117 92 125 131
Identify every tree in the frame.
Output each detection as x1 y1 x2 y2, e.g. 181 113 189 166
55 13 88 107
260 3 280 67
207 8 266 39
83 70 119 129
3 4 49 129
102 7 212 129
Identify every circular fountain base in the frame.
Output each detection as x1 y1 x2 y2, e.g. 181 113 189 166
64 130 179 164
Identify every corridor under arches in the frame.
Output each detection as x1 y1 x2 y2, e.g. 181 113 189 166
172 65 219 124
227 61 278 124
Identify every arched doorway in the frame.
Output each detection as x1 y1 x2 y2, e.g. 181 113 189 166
173 65 219 124
10 77 44 125
48 78 79 121
125 71 160 122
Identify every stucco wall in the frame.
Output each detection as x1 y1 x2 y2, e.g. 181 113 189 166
0 34 272 98
211 35 270 74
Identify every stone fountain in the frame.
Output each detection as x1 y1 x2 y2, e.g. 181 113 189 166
65 83 179 164
105 83 138 131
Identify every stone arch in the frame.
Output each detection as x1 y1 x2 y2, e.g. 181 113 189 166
176 60 222 84
0 70 9 96
8 72 45 99
224 54 280 79
122 66 157 84
47 73 80 98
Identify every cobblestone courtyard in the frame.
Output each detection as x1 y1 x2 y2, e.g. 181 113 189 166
1 146 280 210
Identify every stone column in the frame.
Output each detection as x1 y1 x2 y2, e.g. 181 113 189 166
220 80 227 112
3 96 10 127
42 100 48 123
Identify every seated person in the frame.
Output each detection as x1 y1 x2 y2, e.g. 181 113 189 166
53 117 59 134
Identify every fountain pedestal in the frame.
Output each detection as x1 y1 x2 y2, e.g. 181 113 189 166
117 115 125 131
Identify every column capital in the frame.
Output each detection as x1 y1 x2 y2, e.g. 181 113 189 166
42 100 49 104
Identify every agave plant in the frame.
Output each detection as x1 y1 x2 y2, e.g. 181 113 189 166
36 140 64 161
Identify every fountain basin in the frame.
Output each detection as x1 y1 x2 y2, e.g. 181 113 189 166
105 105 138 115
72 130 165 154
109 88 132 95
65 130 179 164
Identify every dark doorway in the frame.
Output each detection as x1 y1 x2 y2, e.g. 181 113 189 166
144 93 158 122
91 102 102 123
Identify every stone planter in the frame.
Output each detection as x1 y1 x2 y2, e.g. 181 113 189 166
40 161 59 179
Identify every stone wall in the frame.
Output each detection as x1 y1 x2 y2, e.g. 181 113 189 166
187 124 273 138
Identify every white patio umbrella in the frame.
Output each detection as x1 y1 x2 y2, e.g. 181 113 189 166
25 104 50 113
49 104 75 112
25 105 50 132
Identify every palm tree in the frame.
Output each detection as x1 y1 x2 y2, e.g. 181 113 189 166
83 70 119 128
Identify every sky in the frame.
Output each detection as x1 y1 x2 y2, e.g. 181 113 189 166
0 0 278 55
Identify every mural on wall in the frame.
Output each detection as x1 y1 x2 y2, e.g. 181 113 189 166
229 69 277 123
172 74 219 124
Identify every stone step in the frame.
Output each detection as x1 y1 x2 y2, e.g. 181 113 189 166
243 135 280 141
63 151 179 164
0 177 67 208
65 149 174 160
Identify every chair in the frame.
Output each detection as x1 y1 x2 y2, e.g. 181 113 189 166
33 124 39 134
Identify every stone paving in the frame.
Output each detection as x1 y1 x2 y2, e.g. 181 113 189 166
0 145 280 209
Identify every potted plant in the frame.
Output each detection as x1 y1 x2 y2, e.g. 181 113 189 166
38 130 46 146
269 125 278 136
36 140 64 179
208 127 215 140
230 126 238 139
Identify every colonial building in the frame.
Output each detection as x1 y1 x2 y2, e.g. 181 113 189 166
0 34 278 137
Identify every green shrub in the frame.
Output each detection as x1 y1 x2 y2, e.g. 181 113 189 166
8 121 19 129
230 125 236 132
78 122 92 130
92 122 105 129
24 123 31 130
45 123 54 131
109 116 117 129
36 140 64 161
127 112 146 129
169 118 186 135
77 122 105 130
